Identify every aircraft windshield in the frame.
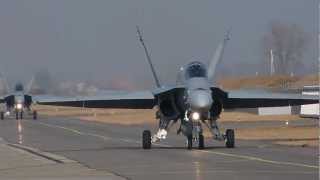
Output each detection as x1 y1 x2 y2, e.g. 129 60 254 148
15 83 24 92
185 62 207 79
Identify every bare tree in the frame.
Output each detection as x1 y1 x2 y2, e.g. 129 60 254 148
262 22 308 75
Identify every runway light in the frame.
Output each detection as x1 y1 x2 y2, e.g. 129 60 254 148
191 112 200 120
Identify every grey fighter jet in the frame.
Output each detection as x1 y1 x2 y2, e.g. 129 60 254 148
0 78 37 120
37 28 318 150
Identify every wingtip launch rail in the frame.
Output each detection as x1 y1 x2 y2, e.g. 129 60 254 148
136 26 161 88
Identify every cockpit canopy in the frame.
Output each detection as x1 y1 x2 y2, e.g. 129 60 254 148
184 61 207 79
15 83 24 92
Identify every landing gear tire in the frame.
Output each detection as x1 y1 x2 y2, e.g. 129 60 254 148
20 112 23 119
187 135 193 150
198 134 204 149
33 110 37 120
0 112 4 120
225 129 235 148
142 130 151 149
15 112 19 120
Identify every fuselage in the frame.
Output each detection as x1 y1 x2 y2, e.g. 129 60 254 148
4 83 32 112
178 61 213 119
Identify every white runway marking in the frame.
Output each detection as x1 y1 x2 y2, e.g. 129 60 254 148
35 122 84 135
123 169 315 176
200 150 318 169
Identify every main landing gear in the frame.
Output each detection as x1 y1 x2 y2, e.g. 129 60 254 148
206 119 235 148
225 129 235 148
141 119 235 150
142 130 151 149
0 109 37 120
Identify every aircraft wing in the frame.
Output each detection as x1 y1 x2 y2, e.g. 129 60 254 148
0 94 11 104
223 90 319 109
35 91 156 109
36 87 318 110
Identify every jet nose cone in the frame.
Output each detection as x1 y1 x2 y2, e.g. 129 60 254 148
189 90 212 111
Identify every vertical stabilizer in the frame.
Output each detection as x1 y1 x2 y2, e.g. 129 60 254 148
136 26 161 88
26 76 35 94
0 72 10 94
207 30 231 81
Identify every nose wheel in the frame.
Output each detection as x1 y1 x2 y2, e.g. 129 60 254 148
15 111 23 120
142 130 151 149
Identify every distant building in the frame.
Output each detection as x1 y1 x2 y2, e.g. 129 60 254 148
233 85 319 117
258 106 292 115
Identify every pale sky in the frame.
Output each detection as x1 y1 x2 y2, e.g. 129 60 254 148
0 0 317 89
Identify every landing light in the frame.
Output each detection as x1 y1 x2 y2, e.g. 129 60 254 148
16 103 23 110
191 112 200 120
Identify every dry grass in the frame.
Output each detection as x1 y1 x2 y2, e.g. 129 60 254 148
34 105 303 125
35 105 157 125
217 74 318 90
219 111 301 122
232 126 318 140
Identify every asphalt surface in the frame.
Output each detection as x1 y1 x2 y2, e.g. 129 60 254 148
0 117 317 180
0 138 123 180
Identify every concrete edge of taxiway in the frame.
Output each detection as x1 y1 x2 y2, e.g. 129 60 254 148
0 137 126 179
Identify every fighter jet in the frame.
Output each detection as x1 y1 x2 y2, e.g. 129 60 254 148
37 27 318 150
0 79 37 120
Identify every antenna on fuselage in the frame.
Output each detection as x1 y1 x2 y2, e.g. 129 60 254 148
136 26 161 88
207 29 231 81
